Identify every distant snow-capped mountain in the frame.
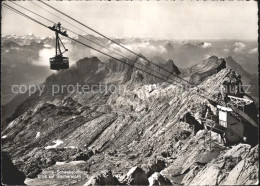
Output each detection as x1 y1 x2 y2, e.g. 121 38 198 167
2 34 67 46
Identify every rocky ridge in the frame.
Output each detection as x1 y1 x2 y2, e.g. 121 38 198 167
2 55 259 185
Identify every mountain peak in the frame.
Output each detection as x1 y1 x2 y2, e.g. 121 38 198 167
2 53 258 185
226 56 233 60
205 55 218 61
165 59 181 75
2 41 21 48
183 55 226 84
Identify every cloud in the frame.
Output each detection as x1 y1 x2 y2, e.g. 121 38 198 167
43 44 52 48
31 48 54 66
109 41 167 56
248 47 258 54
233 42 246 52
201 42 212 48
223 48 230 53
234 42 246 48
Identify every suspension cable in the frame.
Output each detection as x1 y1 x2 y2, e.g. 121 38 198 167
39 0 218 100
3 3 49 29
39 0 194 86
34 1 196 86
8 2 135 61
31 0 132 59
10 1 55 24
6 2 192 86
2 3 183 88
2 3 216 102
29 1 91 37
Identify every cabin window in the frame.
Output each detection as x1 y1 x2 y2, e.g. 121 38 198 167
219 111 227 121
219 110 227 128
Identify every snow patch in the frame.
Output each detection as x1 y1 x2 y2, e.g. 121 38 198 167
45 139 64 149
64 146 77 149
55 162 66 166
55 161 85 166
7 119 17 129
35 132 40 139
2 135 7 139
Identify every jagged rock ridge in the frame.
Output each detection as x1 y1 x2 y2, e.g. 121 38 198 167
1 55 258 185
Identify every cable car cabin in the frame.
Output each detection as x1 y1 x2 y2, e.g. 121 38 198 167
48 22 69 70
50 55 69 70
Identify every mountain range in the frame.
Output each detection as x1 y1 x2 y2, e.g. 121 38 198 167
2 52 259 185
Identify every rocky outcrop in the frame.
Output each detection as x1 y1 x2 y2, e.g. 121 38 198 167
141 159 166 177
148 172 172 185
183 56 227 84
161 130 225 185
220 145 258 185
121 166 149 185
182 144 259 185
84 170 121 185
225 56 258 100
164 59 181 75
160 131 259 185
2 55 258 185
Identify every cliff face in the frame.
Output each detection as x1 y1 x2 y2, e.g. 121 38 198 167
182 56 226 84
2 55 258 185
225 56 258 100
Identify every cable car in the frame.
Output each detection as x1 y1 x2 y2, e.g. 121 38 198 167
50 55 69 70
49 22 69 70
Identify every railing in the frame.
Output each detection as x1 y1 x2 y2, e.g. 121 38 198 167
227 95 253 111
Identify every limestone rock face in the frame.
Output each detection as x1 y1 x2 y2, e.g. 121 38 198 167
141 159 166 177
2 56 258 185
182 56 227 84
122 166 149 185
182 144 259 185
225 56 258 100
148 172 172 185
84 170 121 186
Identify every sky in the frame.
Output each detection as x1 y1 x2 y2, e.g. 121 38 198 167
1 1 258 40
